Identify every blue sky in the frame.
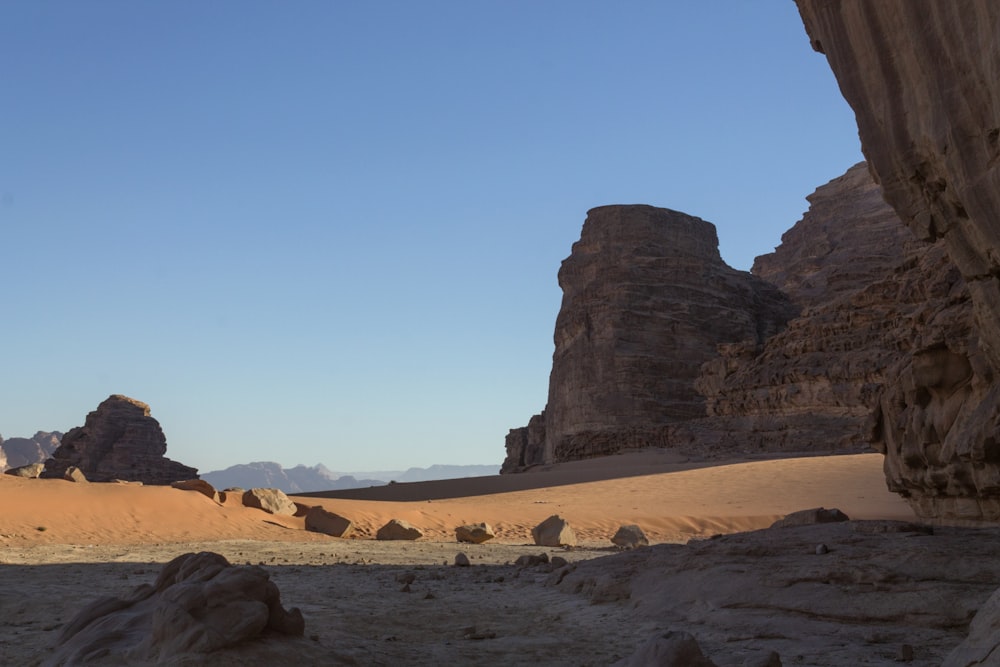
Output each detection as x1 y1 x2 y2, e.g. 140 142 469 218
0 2 862 473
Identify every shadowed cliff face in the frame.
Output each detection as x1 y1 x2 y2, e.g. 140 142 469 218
797 1 1000 520
502 205 797 473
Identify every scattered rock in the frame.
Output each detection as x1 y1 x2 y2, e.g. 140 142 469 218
550 556 569 569
376 519 422 541
170 478 218 500
455 522 495 544
304 507 354 538
815 544 829 555
770 507 849 529
515 553 550 568
4 463 45 478
615 630 717 667
45 551 303 664
41 395 197 485
242 488 297 516
611 524 649 549
532 515 577 547
454 553 470 567
63 466 87 483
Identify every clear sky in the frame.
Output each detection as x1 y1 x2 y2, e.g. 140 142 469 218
1 2 862 473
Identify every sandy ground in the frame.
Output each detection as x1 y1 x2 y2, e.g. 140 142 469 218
0 452 920 665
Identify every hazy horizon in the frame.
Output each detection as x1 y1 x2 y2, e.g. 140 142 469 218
1 3 862 472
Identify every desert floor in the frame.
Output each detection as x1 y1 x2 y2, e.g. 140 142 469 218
1 451 961 666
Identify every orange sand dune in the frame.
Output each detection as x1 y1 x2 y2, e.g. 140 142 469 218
0 453 913 548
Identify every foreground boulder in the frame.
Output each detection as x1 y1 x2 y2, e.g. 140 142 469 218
376 519 422 541
242 488 297 516
455 522 495 544
42 395 197 485
532 515 577 547
45 551 303 665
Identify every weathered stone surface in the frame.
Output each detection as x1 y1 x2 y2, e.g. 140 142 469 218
943 585 1000 667
45 551 304 665
4 462 45 479
555 521 1000 665
241 488 297 516
171 479 218 501
505 205 797 470
611 524 649 549
1 431 61 470
615 630 717 667
796 1 1000 520
455 522 495 544
680 163 974 459
304 506 354 537
532 514 577 547
376 518 423 541
770 507 849 529
42 395 197 485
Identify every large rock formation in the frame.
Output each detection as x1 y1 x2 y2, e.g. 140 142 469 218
1 431 61 470
43 395 197 485
796 1 1000 520
684 164 975 459
502 205 797 472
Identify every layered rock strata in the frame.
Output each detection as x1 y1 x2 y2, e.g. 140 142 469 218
685 164 975 459
42 395 197 485
796 0 1000 520
503 205 797 472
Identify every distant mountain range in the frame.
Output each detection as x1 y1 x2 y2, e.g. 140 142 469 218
200 462 499 494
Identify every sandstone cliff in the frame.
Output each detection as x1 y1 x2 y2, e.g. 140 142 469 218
796 1 1000 520
43 395 197 485
503 205 797 472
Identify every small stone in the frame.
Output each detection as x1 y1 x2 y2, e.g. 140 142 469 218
897 644 914 662
454 553 471 567
816 544 829 555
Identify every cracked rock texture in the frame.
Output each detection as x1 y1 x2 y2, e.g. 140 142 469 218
796 0 1000 521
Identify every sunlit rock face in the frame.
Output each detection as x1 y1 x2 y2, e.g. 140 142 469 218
502 205 796 472
796 0 1000 520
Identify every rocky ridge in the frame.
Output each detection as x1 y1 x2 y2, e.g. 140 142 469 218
507 165 976 475
42 395 197 485
796 0 1000 520
1 431 61 470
